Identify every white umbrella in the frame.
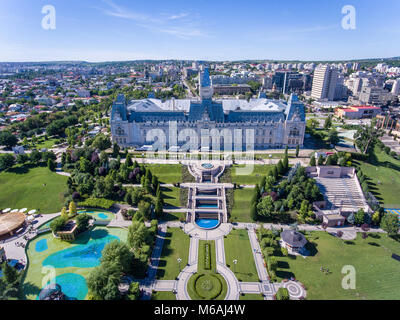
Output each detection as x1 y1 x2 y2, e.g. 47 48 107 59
2 208 11 213
11 209 19 213
27 216 35 222
20 208 28 213
28 210 37 215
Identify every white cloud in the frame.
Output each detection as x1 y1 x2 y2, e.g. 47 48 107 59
98 0 207 39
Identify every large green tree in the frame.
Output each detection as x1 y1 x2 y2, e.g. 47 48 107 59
87 261 121 300
354 120 384 155
0 154 15 171
380 212 400 236
0 131 18 149
101 240 133 274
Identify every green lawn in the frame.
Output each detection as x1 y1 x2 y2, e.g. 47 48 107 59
145 164 182 184
187 240 228 300
224 229 259 282
151 291 176 300
231 188 254 222
156 228 190 280
160 211 186 222
274 231 400 300
231 164 272 185
162 186 181 208
355 146 400 208
239 293 264 300
32 137 59 150
0 165 68 214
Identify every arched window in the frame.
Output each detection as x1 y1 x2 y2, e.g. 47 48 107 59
289 127 300 136
116 127 125 136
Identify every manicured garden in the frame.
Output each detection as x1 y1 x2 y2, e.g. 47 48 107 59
230 188 253 222
224 229 259 282
354 146 400 208
187 241 227 300
144 164 182 184
151 291 176 300
273 231 400 300
161 186 181 208
231 164 272 185
239 293 264 300
0 165 68 214
156 228 190 280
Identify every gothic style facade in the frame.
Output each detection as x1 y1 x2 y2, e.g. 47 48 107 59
110 69 306 151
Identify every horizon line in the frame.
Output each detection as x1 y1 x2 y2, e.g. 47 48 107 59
0 56 398 65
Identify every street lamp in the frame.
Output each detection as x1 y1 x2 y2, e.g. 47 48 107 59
177 258 182 272
233 259 238 273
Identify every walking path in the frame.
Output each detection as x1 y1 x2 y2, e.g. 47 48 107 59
140 224 168 300
247 228 269 282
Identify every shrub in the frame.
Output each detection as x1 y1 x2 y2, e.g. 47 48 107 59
276 287 290 300
78 198 115 210
76 213 92 232
50 216 68 233
204 243 211 270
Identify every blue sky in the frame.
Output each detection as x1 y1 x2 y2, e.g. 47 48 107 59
0 0 399 62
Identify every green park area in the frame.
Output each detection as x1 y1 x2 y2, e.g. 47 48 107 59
239 293 264 300
156 228 190 280
231 164 272 185
231 188 253 222
151 291 176 300
273 231 400 300
224 229 259 282
145 164 182 184
354 146 400 208
0 165 68 214
187 240 228 300
161 186 181 208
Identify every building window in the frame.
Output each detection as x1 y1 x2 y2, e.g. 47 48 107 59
289 128 300 136
116 127 125 136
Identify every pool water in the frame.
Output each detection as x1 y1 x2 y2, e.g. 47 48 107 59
201 163 214 169
197 204 218 208
38 273 88 300
42 232 120 269
195 219 220 230
35 239 48 252
23 227 127 300
80 210 114 221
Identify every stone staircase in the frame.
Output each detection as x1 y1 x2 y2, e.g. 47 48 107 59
316 176 369 213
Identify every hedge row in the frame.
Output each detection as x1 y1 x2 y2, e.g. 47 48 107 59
204 243 211 270
78 198 115 210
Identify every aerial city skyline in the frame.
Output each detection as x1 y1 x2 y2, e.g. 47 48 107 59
1 0 400 307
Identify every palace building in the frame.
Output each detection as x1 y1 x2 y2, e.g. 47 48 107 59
110 68 306 151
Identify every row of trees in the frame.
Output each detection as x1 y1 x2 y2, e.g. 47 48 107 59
0 150 56 171
310 152 353 167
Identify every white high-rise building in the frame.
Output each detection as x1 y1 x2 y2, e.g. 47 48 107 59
311 65 339 100
392 79 400 96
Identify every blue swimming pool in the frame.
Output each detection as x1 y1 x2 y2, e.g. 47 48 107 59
201 163 214 169
42 233 120 269
38 273 88 300
35 239 48 252
195 219 220 230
